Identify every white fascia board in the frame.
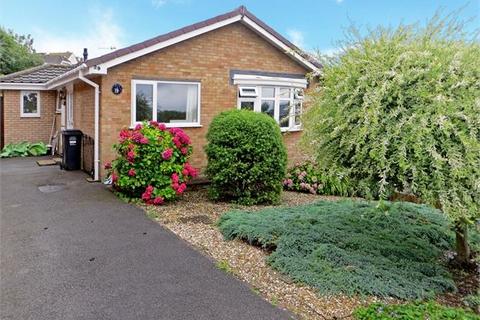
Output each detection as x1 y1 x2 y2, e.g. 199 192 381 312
91 15 243 72
233 74 308 88
46 73 80 90
241 16 320 73
45 64 86 89
0 83 47 90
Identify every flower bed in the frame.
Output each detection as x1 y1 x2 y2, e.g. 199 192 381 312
283 162 351 196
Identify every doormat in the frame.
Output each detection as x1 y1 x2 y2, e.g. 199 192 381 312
36 159 58 166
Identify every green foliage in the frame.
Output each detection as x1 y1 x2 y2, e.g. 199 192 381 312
216 260 234 274
0 141 47 158
302 13 480 226
283 161 352 196
0 27 42 75
463 294 480 314
205 109 287 205
218 200 456 299
108 122 197 205
354 301 480 320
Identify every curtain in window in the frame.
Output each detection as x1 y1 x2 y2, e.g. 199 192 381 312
185 84 198 123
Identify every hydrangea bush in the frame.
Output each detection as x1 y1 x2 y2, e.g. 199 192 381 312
106 121 197 205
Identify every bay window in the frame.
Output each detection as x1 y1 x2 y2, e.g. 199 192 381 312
238 85 303 131
132 80 201 127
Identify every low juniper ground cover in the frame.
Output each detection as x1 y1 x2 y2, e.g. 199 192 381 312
218 200 456 299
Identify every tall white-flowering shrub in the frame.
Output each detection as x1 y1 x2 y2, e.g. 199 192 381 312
303 13 480 264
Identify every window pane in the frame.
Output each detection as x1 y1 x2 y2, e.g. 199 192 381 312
294 101 302 126
239 87 257 97
23 92 38 114
261 100 274 118
240 101 254 111
261 87 275 98
279 88 290 99
279 100 290 128
136 84 153 121
157 83 198 123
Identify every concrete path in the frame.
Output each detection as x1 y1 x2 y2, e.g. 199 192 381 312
0 157 291 320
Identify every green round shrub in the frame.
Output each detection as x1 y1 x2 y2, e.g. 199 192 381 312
205 110 287 205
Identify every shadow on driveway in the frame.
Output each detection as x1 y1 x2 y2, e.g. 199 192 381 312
0 157 292 320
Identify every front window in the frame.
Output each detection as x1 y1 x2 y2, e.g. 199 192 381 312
132 80 200 127
237 86 303 131
20 91 40 117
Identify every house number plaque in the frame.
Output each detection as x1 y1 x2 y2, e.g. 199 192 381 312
112 83 123 95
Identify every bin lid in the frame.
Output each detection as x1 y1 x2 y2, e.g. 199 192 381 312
62 129 83 136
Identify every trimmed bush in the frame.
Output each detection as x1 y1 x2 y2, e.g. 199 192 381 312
354 302 480 320
283 161 351 196
205 109 287 205
218 200 456 299
107 121 197 205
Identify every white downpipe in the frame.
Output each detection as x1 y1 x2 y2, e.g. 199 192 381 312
78 74 100 181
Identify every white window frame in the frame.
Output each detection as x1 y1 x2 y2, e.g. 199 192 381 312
238 86 258 97
20 90 41 118
131 79 201 128
237 85 303 132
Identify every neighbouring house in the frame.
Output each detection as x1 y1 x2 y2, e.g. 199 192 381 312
0 6 320 180
40 52 80 65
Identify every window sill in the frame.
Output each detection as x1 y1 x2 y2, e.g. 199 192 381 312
281 127 302 133
20 115 41 118
130 123 202 129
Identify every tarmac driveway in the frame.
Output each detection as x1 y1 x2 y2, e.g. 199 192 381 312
0 157 291 320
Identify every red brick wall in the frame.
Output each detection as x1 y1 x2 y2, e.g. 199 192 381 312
99 22 311 177
73 81 96 138
2 90 57 145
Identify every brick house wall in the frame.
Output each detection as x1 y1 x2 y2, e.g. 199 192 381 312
73 81 97 138
2 90 57 145
96 22 310 177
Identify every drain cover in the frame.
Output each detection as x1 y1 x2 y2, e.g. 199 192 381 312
38 184 65 193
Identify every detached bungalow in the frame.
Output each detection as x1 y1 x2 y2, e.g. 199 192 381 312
0 6 320 180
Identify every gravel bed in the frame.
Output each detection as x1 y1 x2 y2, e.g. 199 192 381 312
142 189 382 319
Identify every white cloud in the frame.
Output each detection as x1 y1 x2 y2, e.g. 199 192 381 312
321 47 343 56
336 0 344 3
286 29 305 49
151 0 167 8
32 7 124 59
151 0 190 9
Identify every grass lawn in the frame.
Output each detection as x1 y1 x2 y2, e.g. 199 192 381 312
218 200 457 299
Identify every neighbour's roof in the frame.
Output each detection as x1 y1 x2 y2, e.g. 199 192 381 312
40 52 79 65
0 64 75 84
86 5 321 69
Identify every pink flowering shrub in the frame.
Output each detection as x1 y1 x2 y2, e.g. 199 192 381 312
107 121 197 205
284 162 352 196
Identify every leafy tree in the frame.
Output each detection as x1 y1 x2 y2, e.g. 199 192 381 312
0 27 43 75
303 12 480 265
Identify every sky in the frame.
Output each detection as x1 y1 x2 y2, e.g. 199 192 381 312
0 0 478 59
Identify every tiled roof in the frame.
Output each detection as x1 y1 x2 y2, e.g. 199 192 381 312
86 6 321 69
41 52 79 65
0 64 75 84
